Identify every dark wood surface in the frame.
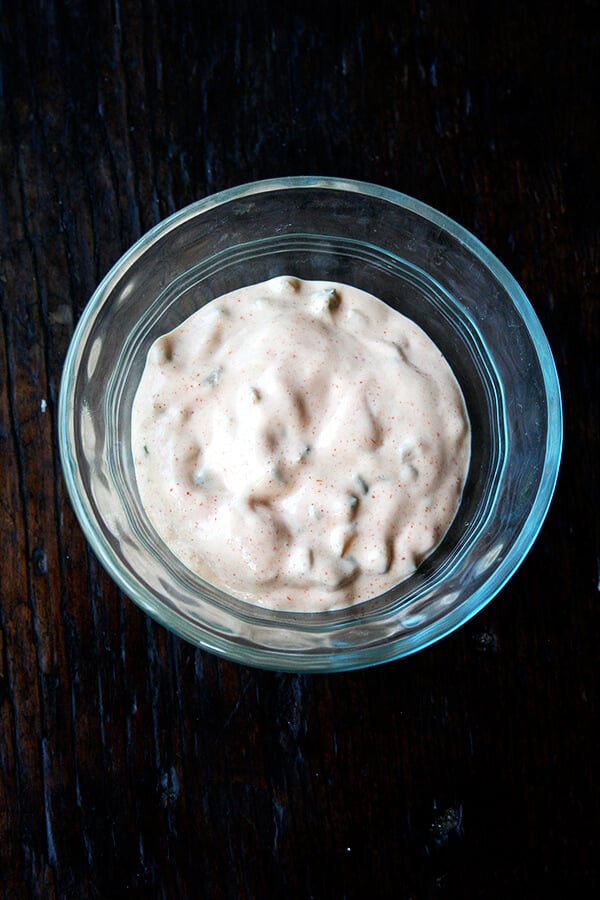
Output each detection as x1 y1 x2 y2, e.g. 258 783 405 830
1 1 598 897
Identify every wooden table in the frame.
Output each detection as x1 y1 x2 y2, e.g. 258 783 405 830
1 2 598 896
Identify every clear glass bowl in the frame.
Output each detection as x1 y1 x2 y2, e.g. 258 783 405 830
58 177 562 672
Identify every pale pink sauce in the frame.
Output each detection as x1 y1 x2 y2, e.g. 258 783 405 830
132 277 470 611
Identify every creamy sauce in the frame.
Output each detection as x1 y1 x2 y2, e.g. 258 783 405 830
132 276 470 611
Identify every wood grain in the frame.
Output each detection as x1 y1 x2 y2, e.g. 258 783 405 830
1 0 598 896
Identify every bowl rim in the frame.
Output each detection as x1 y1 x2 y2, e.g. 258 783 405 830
58 176 563 671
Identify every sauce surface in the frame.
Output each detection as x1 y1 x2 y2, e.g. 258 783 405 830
132 277 470 611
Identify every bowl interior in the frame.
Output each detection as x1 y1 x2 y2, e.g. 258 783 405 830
60 181 561 670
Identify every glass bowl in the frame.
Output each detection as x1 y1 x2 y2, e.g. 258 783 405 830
58 177 562 672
